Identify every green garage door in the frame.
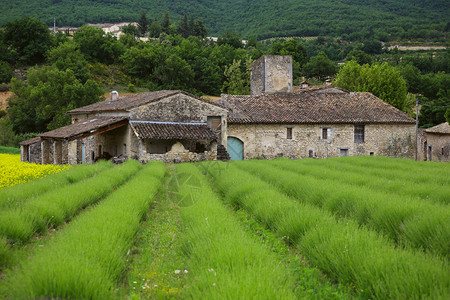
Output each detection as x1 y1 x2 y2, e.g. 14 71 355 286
227 137 244 160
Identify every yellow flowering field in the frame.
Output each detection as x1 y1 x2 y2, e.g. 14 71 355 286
0 154 70 188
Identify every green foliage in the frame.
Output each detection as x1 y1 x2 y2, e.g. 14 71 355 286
121 24 139 38
46 41 91 82
445 108 450 124
345 50 373 65
336 60 409 112
217 31 243 49
303 51 337 81
0 61 13 84
419 90 450 128
8 66 104 134
1 17 54 66
160 12 171 34
73 25 125 64
1 1 448 41
222 58 252 95
148 19 162 38
137 11 149 37
362 39 383 55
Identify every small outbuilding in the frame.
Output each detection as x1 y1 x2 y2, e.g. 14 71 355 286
423 122 450 162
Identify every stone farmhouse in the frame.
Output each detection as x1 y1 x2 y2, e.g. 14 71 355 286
20 55 415 165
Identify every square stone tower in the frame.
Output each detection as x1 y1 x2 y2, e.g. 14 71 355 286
250 55 293 96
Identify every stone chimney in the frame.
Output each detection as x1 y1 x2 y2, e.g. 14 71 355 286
110 91 119 102
250 55 293 96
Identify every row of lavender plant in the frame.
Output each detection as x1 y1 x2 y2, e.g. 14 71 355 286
277 157 449 204
200 161 449 299
234 159 449 258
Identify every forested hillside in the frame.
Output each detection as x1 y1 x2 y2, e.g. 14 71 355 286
1 0 449 39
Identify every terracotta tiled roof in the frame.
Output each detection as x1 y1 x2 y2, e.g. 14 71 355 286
68 90 224 114
39 117 128 139
220 92 415 124
292 85 348 94
130 121 217 140
425 122 450 134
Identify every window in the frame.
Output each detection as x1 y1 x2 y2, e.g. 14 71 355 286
354 125 365 143
286 128 292 139
340 149 349 157
322 127 332 140
123 144 127 155
370 152 374 156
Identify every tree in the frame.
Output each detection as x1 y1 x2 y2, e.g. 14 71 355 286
190 17 207 38
217 32 243 49
0 61 13 84
2 17 54 66
222 57 253 95
73 25 125 64
120 44 162 80
346 49 373 65
270 39 307 79
445 108 450 124
121 24 139 38
8 66 104 134
419 90 450 128
46 41 91 82
148 19 162 38
177 14 189 38
302 51 337 81
137 11 149 37
161 12 171 34
154 54 194 91
362 39 383 55
336 60 409 112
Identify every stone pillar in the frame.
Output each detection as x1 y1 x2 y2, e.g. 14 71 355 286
68 140 78 165
41 140 50 164
53 140 62 165
21 145 28 162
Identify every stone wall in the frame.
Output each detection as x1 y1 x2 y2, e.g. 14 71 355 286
251 55 293 95
227 123 415 159
137 140 217 163
22 142 42 164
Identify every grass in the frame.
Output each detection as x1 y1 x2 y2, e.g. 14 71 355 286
120 166 186 299
235 159 450 258
0 146 20 154
1 161 166 299
0 160 112 209
200 161 449 299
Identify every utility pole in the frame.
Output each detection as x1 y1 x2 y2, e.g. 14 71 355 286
53 17 56 33
415 99 419 161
